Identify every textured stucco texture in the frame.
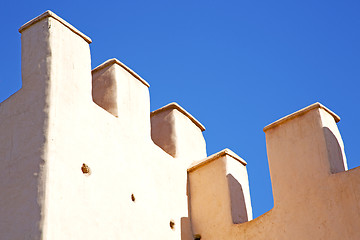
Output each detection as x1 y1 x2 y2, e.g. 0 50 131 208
0 11 359 240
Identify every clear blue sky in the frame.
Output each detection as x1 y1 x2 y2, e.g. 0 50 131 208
1 1 359 218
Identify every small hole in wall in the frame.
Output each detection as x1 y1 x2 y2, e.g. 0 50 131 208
169 220 175 230
194 234 201 240
131 194 135 202
81 163 91 176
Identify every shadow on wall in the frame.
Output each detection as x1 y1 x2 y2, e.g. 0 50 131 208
323 127 346 174
181 217 193 240
181 174 193 240
227 174 248 224
181 173 249 240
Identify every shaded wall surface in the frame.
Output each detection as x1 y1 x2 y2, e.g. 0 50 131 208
0 11 359 240
189 104 360 240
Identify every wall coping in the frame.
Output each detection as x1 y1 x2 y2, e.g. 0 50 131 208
188 148 247 172
263 102 340 132
151 102 205 131
92 58 150 88
19 10 92 44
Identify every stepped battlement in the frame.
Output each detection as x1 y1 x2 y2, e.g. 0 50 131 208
0 11 359 240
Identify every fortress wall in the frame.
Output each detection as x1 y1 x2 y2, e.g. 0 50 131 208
188 149 252 240
35 12 191 240
92 58 151 138
150 102 207 165
1 10 359 240
188 103 360 240
0 11 209 240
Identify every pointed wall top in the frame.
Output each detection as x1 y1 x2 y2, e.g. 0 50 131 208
188 148 247 172
263 102 340 132
151 102 205 131
19 10 92 43
92 58 150 88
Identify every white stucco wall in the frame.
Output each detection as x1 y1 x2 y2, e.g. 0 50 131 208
1 11 209 240
1 10 359 240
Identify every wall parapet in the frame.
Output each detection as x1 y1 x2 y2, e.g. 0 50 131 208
150 102 206 161
92 58 149 88
188 148 247 172
151 102 205 132
2 10 359 240
188 148 252 238
19 10 92 43
263 102 340 132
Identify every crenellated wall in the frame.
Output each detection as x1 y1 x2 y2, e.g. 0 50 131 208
0 10 359 240
188 103 360 240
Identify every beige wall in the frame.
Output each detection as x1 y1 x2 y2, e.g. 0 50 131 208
0 10 359 240
189 103 360 240
0 11 206 240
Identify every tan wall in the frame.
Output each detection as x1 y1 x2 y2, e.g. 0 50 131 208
189 103 360 240
0 11 207 240
0 10 359 240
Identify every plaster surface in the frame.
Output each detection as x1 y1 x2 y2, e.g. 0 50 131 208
0 10 359 240
1 11 197 240
188 103 360 240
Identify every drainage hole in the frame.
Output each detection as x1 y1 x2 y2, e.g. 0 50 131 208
194 234 201 240
131 194 135 202
170 220 175 230
81 163 91 175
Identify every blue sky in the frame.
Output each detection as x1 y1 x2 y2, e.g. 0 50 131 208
1 1 359 218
